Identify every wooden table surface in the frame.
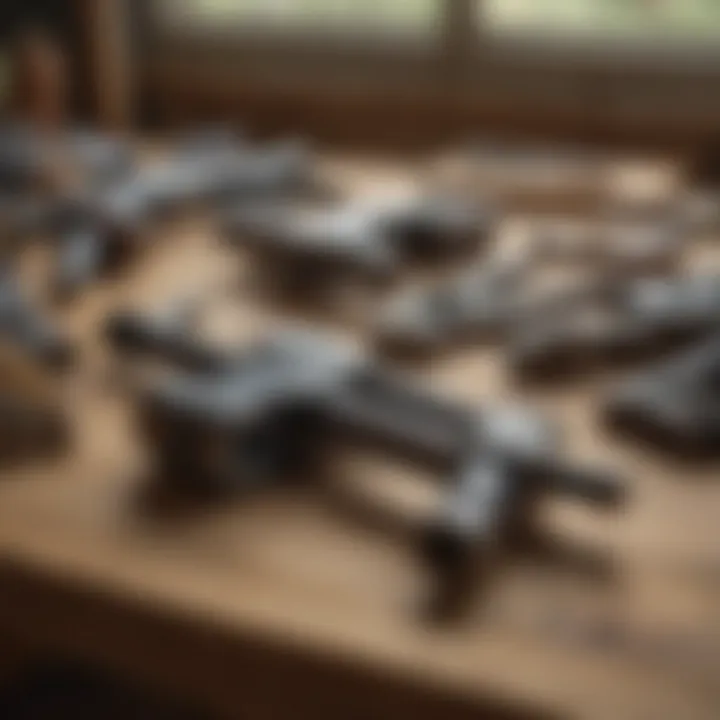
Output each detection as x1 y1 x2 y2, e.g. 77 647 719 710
0 155 718 720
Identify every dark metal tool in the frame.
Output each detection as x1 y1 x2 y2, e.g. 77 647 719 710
0 266 73 369
511 273 720 382
0 123 45 193
605 332 720 459
107 313 623 620
375 256 527 355
0 123 133 194
46 135 315 298
223 192 492 293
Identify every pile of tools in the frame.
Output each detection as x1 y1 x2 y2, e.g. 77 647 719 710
5 121 720 623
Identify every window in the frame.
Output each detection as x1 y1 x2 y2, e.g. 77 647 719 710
158 0 441 36
144 0 720 144
156 1 720 52
482 0 720 41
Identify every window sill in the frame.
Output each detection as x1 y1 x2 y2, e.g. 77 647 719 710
479 31 720 76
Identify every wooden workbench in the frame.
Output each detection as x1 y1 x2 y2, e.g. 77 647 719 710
0 155 718 720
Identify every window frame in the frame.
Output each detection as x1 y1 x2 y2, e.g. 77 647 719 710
139 0 720 144
148 0 453 60
150 1 720 65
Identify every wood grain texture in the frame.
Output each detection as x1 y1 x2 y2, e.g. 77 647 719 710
78 0 133 129
0 155 717 720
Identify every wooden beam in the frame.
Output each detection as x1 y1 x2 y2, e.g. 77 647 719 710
77 0 134 129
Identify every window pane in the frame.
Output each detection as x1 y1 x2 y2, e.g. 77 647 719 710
162 0 440 34
483 0 720 40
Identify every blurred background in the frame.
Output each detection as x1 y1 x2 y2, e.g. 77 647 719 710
0 2 719 719
3 1 720 148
